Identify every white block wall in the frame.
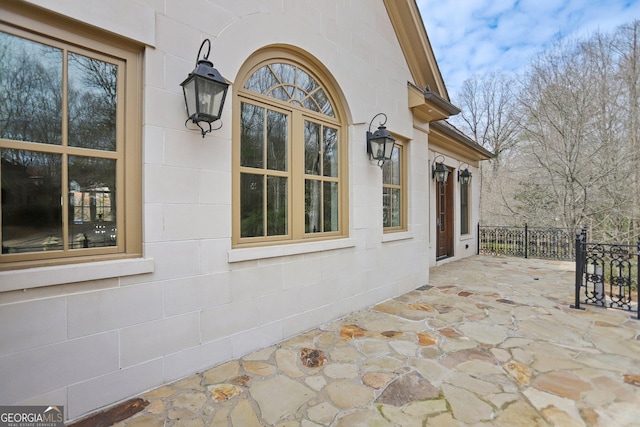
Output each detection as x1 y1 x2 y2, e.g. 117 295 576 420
0 0 433 421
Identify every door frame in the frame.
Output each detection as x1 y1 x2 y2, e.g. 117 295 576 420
435 173 454 260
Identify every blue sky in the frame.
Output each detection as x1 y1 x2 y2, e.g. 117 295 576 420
416 0 640 98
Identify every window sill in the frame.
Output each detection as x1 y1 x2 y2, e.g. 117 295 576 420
382 231 414 243
0 258 155 293
228 238 357 263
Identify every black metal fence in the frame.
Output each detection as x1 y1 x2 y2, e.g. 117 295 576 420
571 232 639 319
478 224 579 261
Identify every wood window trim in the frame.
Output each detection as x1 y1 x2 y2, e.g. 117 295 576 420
0 3 143 272
383 140 408 233
232 48 348 249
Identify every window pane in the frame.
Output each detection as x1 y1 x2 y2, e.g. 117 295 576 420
382 159 391 185
1 149 62 253
461 184 469 234
240 173 264 237
391 148 400 185
323 127 338 177
267 110 287 171
382 148 401 185
244 65 278 94
270 86 290 102
241 103 264 168
383 187 391 228
0 31 62 145
68 156 116 249
267 176 287 236
296 68 318 94
271 63 296 86
305 121 321 175
323 181 338 232
305 179 321 233
382 187 401 228
391 188 401 227
243 63 335 117
302 97 320 113
68 53 117 151
312 89 334 117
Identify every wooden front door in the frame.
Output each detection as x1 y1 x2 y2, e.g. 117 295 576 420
435 175 454 260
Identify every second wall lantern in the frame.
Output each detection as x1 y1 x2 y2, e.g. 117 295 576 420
181 39 230 137
431 155 451 183
366 113 396 167
458 163 472 186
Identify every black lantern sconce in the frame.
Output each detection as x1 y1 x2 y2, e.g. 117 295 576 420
366 113 396 168
458 163 472 186
180 39 230 137
431 155 451 184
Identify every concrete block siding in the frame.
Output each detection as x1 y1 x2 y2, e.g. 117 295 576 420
0 0 433 421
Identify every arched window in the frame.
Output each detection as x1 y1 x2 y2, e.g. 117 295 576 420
233 51 346 246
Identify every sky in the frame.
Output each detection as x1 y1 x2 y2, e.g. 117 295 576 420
416 0 640 98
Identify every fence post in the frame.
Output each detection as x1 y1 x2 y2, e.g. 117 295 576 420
571 231 585 311
636 239 640 320
524 223 529 259
477 223 480 255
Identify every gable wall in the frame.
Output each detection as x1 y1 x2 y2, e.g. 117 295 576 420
0 0 434 421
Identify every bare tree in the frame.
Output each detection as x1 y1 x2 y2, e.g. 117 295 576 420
518 34 630 237
453 20 640 241
613 20 640 241
452 72 522 225
453 72 521 168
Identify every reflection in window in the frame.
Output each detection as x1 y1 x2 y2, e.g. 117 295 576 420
239 102 289 238
236 56 343 246
461 181 470 235
1 149 62 252
383 145 403 229
0 29 121 257
244 63 335 117
0 31 63 145
69 156 116 249
304 120 339 233
68 53 117 151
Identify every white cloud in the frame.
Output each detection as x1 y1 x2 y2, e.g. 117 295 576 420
417 0 640 96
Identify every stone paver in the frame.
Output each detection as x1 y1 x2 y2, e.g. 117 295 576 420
78 256 640 426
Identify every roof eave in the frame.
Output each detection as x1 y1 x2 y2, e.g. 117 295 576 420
430 120 494 160
408 82 460 122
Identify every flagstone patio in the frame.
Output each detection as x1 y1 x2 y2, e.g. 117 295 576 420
73 255 640 426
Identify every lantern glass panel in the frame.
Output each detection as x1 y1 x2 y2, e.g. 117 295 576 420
383 138 395 160
182 76 197 119
369 137 385 160
198 77 226 120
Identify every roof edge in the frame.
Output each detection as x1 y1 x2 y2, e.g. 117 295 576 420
430 120 494 159
384 0 450 100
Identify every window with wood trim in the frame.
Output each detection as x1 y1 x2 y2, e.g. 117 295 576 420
460 180 470 235
233 52 346 246
382 142 406 231
0 5 142 270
